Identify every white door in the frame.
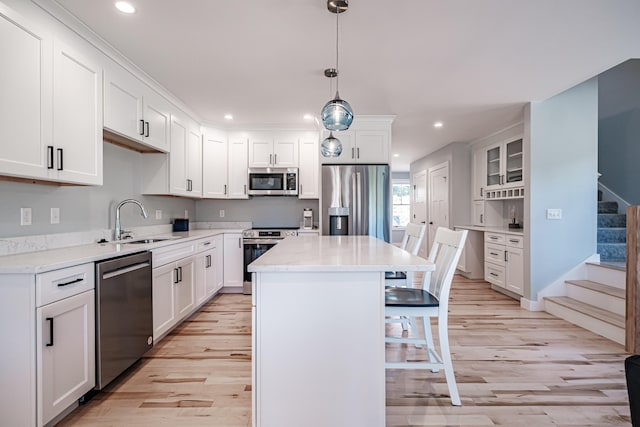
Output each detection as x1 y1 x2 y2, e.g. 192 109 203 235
273 133 299 167
103 64 144 142
354 130 389 164
202 134 228 198
298 134 319 199
228 137 248 199
427 162 450 253
248 134 273 167
169 115 188 195
187 125 202 197
142 91 171 152
152 262 177 341
411 170 428 258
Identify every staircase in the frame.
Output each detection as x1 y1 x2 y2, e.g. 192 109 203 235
597 200 627 261
544 262 625 344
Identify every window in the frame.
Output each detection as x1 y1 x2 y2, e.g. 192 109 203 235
392 181 411 227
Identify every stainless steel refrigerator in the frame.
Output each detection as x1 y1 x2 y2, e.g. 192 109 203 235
321 164 391 242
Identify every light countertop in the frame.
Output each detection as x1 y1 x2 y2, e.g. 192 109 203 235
248 235 435 273
454 225 524 236
0 229 244 274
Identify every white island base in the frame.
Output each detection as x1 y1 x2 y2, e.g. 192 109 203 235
249 236 434 427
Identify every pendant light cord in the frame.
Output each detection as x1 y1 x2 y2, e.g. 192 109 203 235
335 7 340 95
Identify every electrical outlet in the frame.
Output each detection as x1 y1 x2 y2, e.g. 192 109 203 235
155 210 162 220
20 207 32 226
219 209 225 218
184 210 189 219
50 207 60 224
546 208 562 220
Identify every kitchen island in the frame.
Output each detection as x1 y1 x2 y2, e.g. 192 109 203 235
248 235 435 427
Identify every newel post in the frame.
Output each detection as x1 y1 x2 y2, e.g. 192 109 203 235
626 206 640 353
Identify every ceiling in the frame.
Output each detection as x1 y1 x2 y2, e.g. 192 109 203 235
49 0 640 171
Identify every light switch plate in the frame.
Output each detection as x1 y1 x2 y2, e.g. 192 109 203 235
155 210 162 220
219 210 225 218
546 208 562 220
184 210 189 219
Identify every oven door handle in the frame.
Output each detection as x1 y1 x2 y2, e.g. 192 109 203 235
243 239 282 245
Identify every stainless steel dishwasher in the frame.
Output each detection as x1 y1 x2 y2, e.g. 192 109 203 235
95 251 153 390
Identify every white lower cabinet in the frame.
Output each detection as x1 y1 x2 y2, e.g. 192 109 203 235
195 235 224 305
484 231 524 296
0 262 95 427
37 290 95 426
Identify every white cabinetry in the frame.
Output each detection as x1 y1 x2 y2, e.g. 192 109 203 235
195 235 223 305
484 232 524 296
0 3 102 185
203 130 249 199
223 233 244 289
249 132 299 168
104 62 171 153
0 262 95 427
152 241 197 342
320 116 393 165
298 132 320 199
485 137 524 191
142 115 202 198
471 146 486 201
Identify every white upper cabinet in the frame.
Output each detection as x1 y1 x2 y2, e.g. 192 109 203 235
0 4 52 181
471 146 486 200
52 35 103 185
0 3 102 185
104 62 171 153
484 137 524 190
202 129 248 199
248 132 299 168
298 132 320 199
320 116 393 165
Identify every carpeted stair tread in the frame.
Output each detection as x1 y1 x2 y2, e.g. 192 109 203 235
597 213 627 228
598 201 619 214
597 227 626 243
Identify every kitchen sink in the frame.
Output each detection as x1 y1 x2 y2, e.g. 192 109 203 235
123 237 173 244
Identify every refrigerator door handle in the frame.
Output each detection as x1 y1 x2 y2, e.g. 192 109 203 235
354 172 362 235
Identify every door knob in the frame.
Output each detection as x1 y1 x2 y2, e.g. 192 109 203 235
429 221 433 225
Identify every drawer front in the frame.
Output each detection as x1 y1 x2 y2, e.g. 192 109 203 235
152 241 196 267
196 237 216 253
484 262 505 288
505 235 524 248
485 232 505 245
36 263 95 307
485 243 505 266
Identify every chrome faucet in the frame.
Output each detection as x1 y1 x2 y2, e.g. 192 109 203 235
115 199 148 241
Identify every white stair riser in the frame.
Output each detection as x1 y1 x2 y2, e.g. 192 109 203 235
566 285 625 316
586 265 626 289
545 300 624 345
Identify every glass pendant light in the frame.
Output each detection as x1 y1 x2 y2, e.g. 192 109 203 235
321 0 353 131
320 68 343 157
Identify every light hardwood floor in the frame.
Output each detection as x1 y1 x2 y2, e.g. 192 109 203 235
58 276 632 426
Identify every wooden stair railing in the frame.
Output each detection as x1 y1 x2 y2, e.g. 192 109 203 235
626 206 640 353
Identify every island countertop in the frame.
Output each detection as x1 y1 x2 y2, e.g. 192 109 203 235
248 234 434 273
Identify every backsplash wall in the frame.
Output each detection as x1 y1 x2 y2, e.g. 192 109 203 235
196 198 319 229
0 143 195 238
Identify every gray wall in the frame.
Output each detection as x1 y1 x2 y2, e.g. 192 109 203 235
410 141 471 228
527 78 598 300
598 59 640 204
196 198 319 229
0 143 195 238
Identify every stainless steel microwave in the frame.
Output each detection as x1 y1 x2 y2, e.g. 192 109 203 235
247 167 298 196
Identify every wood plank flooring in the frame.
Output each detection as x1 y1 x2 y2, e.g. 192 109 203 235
58 276 632 426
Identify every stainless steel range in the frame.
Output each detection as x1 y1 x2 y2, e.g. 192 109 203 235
242 227 298 294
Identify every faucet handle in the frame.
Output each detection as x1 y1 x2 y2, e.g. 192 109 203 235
120 230 134 240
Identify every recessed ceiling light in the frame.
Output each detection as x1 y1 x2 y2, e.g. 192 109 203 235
393 153 399 158
303 114 314 121
224 114 233 120
433 121 443 128
115 1 136 14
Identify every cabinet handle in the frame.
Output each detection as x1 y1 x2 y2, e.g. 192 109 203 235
490 236 498 240
47 146 54 169
46 317 54 347
57 277 83 287
490 252 499 256
187 179 193 191
480 187 483 197
203 241 211 246
480 214 483 224
145 121 150 137
274 154 277 164
206 254 212 268
509 239 519 243
351 147 355 159
244 184 247 195
238 238 242 249
174 268 179 284
300 184 303 194
178 266 183 282
224 184 227 195
504 251 508 262
357 147 360 159
490 272 498 277
269 154 273 165
500 175 504 185
139 119 145 136
56 148 63 171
